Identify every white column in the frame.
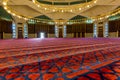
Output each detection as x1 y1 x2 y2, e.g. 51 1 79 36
63 25 67 38
104 21 109 37
93 22 98 38
12 21 17 38
24 23 28 38
55 25 59 38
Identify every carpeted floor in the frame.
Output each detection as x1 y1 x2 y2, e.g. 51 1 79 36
0 38 120 80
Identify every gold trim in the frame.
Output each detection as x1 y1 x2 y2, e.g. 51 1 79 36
2 0 120 23
32 0 97 12
2 0 31 20
91 8 120 21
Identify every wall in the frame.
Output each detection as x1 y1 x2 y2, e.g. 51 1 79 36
67 33 74 38
108 20 120 37
28 33 37 38
1 19 120 39
67 23 93 38
109 32 118 38
28 23 55 38
48 33 55 38
3 33 12 39
85 33 93 38
0 20 12 39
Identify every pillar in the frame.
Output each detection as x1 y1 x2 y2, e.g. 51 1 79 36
55 25 59 38
93 18 109 38
23 23 28 38
12 21 17 38
103 19 109 37
63 25 67 38
93 21 98 38
12 16 28 39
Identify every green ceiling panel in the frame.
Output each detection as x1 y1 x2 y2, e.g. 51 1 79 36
54 2 68 5
37 0 92 5
37 1 52 5
70 0 90 5
35 15 52 20
109 13 120 20
0 6 12 20
70 15 87 20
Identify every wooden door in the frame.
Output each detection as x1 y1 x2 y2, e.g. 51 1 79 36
18 30 23 39
78 32 80 38
82 32 85 37
118 30 120 37
74 32 76 38
0 32 3 39
59 28 63 38
98 26 103 37
18 27 23 39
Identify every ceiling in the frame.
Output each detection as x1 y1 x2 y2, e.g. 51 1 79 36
0 0 120 24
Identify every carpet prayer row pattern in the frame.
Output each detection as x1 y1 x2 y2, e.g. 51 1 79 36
0 38 120 80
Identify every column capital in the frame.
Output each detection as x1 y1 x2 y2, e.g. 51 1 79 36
93 18 109 23
12 16 27 23
12 16 28 39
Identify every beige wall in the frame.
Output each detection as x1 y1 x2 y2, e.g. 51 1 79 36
3 33 12 39
109 32 118 38
3 32 118 39
85 33 93 38
3 33 38 39
67 33 74 38
28 33 37 38
48 33 55 38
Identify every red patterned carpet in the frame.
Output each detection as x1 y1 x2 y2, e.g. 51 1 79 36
0 38 120 80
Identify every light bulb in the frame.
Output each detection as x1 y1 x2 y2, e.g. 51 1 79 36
3 2 7 5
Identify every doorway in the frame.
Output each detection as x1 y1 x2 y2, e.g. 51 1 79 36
18 27 23 39
39 32 45 38
59 28 63 38
98 26 103 37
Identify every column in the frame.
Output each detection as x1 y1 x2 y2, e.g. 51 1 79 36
12 16 28 39
103 20 109 37
63 25 67 38
12 21 17 38
24 23 28 38
55 25 59 38
93 22 98 38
